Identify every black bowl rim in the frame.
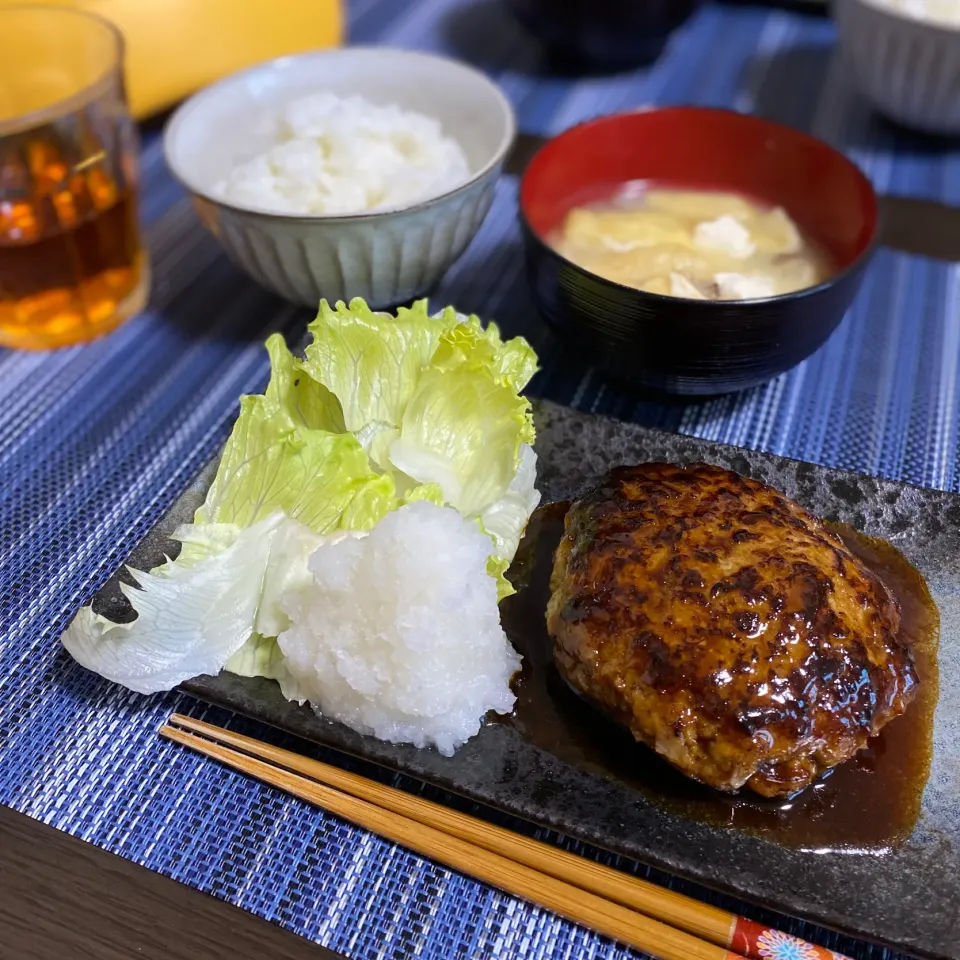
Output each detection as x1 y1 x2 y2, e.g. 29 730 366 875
517 105 881 310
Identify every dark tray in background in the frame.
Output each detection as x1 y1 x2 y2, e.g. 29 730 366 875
94 401 960 960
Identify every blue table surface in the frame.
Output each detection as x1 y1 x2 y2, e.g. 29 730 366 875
4 1 959 958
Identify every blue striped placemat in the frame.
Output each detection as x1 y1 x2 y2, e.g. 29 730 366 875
3 1 958 958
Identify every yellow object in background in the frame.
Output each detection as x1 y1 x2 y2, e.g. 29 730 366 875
8 0 344 120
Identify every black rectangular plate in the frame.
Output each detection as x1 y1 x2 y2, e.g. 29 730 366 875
95 401 960 960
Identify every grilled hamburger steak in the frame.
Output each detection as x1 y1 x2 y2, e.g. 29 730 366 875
546 463 918 797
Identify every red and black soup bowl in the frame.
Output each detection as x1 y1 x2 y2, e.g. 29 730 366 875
519 107 879 395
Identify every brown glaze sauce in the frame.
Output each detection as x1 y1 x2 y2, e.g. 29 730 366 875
497 502 939 852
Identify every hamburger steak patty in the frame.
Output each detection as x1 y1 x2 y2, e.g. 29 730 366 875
545 463 919 797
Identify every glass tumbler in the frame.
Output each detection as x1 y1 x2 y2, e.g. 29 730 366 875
0 4 149 350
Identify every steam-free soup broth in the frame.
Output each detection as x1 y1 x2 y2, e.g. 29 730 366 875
551 185 833 301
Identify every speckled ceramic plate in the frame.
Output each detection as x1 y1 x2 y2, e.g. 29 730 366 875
93 401 960 960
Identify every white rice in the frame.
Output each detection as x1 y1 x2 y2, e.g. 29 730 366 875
277 501 520 755
215 92 470 215
874 0 960 25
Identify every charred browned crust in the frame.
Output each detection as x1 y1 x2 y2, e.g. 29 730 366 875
546 463 918 797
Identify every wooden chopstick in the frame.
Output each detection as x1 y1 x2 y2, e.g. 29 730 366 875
167 713 738 944
161 720 740 960
162 714 850 960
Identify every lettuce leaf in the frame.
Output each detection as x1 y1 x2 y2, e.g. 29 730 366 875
61 298 541 699
196 331 395 533
478 443 541 599
388 366 532 516
198 397 394 532
429 313 539 393
302 298 456 433
61 515 293 693
225 634 310 704
263 333 345 433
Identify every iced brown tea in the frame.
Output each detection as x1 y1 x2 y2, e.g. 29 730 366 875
0 7 149 350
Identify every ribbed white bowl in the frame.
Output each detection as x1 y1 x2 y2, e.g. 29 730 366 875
835 0 960 135
164 48 514 308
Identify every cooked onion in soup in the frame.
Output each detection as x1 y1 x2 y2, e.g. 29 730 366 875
551 185 832 300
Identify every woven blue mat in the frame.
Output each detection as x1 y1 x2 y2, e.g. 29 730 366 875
3 1 959 957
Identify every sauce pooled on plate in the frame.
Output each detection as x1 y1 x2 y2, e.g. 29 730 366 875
498 498 938 852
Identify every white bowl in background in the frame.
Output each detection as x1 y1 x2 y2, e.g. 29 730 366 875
835 0 960 135
163 47 515 308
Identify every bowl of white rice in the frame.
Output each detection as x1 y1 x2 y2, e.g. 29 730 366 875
163 48 515 308
835 0 960 135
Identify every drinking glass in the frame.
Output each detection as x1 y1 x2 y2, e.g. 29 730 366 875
0 4 149 350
